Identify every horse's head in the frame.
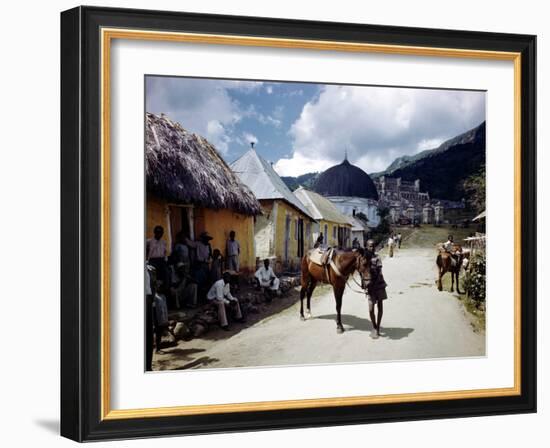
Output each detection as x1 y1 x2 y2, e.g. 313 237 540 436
353 248 372 289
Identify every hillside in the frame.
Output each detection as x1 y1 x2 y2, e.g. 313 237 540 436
281 172 319 191
372 122 486 200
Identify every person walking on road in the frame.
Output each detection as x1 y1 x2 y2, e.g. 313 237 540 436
365 239 388 338
387 234 395 258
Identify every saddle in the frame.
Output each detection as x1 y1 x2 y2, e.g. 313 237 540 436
308 247 334 267
308 247 345 279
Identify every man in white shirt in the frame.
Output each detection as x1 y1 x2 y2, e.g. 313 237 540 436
255 259 280 292
387 235 395 258
206 272 244 330
146 225 169 288
226 230 240 272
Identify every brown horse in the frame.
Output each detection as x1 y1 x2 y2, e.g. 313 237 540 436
436 244 464 293
300 248 372 333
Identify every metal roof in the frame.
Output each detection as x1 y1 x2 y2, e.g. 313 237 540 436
293 187 352 225
230 148 315 219
347 215 369 231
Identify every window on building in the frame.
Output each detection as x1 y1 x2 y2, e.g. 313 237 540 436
333 226 337 240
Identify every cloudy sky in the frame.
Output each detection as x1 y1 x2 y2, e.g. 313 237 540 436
146 76 486 177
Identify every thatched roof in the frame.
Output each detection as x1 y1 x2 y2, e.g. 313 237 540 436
146 113 261 216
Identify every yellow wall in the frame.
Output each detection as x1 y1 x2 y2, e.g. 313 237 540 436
146 195 256 273
195 208 256 273
270 200 314 271
318 220 352 247
146 195 171 250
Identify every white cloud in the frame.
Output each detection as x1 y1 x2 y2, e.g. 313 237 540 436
242 132 258 146
243 103 282 128
283 85 485 176
223 80 264 93
416 138 445 152
146 77 242 153
206 120 231 154
274 152 333 177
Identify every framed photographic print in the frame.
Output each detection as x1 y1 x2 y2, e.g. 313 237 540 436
60 6 536 442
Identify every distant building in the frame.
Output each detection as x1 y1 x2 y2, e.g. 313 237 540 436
347 215 370 247
294 187 352 248
313 158 380 227
231 145 316 271
373 175 463 224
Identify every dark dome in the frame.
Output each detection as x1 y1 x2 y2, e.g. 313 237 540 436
313 159 379 200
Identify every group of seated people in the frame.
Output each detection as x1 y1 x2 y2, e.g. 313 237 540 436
146 225 282 334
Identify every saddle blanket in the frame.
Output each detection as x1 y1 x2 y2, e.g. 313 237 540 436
308 247 334 266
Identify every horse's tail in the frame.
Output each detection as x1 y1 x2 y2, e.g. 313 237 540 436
436 253 443 270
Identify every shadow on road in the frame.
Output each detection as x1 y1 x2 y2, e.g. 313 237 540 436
316 314 414 340
174 356 220 370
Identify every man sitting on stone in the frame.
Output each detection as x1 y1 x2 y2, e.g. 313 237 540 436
206 271 244 331
255 258 280 301
171 262 198 309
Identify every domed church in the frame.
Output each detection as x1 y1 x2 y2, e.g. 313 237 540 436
313 156 380 229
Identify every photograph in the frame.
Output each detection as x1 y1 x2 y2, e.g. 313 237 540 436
144 76 488 371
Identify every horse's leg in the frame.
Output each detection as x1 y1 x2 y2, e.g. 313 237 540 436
299 257 309 321
306 280 317 319
436 255 443 291
450 267 454 292
333 284 345 334
299 275 309 321
455 269 463 294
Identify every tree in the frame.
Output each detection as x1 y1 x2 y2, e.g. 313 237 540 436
463 165 486 213
375 207 391 235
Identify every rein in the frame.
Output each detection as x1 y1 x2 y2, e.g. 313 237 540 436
346 273 368 294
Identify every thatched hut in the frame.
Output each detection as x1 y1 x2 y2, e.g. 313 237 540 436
146 112 261 273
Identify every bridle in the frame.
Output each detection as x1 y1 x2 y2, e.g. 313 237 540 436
345 252 372 294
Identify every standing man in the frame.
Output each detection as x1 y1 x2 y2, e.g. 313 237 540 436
314 232 324 249
206 272 244 331
146 225 169 288
387 234 395 258
396 232 402 249
185 232 213 300
365 239 388 338
226 230 240 272
255 259 280 299
352 237 360 249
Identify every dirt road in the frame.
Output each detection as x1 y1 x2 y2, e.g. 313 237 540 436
153 229 485 370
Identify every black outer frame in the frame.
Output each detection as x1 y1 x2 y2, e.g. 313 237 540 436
60 6 536 442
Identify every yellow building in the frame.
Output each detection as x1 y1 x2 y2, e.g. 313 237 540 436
231 146 316 272
293 187 352 248
145 113 261 273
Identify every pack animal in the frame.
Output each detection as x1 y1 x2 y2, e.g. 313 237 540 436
300 247 372 333
436 244 464 293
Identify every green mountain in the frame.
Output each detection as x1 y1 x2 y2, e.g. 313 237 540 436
372 122 486 201
281 172 319 191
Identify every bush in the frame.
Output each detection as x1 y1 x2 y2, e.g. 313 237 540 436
463 251 486 303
